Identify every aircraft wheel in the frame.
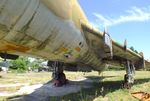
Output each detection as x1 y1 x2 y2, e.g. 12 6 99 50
54 72 67 87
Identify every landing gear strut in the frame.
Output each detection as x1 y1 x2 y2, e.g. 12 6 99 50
48 61 67 87
123 60 135 89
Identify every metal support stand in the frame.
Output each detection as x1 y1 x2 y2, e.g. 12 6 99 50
50 61 67 87
123 60 135 89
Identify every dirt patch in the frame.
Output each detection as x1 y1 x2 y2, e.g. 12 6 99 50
0 87 21 93
0 83 29 96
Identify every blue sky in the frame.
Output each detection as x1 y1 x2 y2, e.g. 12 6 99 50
79 0 150 60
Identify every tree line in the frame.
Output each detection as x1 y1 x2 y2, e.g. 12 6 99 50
9 56 45 73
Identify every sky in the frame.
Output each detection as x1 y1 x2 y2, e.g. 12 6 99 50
79 0 150 60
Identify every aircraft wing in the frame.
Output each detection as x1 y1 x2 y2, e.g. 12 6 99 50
0 0 149 71
81 21 150 70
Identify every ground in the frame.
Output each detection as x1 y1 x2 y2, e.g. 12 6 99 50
0 71 150 101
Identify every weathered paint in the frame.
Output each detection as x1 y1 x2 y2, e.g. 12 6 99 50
0 40 30 52
0 0 91 64
0 0 148 71
75 47 81 52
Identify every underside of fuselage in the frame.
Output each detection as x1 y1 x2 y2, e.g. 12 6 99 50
0 0 106 71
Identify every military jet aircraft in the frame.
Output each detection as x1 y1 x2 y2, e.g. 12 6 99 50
0 0 150 87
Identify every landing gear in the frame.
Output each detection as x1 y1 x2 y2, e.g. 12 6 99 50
123 60 135 89
47 61 67 87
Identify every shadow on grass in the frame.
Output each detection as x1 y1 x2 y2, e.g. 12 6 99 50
7 76 150 101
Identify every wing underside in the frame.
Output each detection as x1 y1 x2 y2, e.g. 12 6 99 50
81 22 150 70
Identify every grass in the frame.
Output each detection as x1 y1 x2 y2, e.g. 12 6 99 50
0 72 52 85
0 71 150 101
0 97 7 101
49 71 150 101
0 86 21 93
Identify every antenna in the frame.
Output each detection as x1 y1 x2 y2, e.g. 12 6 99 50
124 39 127 50
104 26 107 34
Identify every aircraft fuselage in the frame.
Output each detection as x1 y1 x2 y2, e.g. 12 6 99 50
0 0 104 71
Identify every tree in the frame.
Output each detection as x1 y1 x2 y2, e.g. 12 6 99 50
10 56 30 72
10 56 46 72
130 46 134 51
130 46 138 53
134 50 138 53
29 59 45 71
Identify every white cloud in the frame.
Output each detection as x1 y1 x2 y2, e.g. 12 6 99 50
92 6 150 28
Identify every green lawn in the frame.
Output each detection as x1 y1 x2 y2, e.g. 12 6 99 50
49 71 150 101
0 71 150 101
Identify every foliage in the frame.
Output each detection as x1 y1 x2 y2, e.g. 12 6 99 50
130 46 138 53
9 56 45 73
10 56 30 73
29 59 45 71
